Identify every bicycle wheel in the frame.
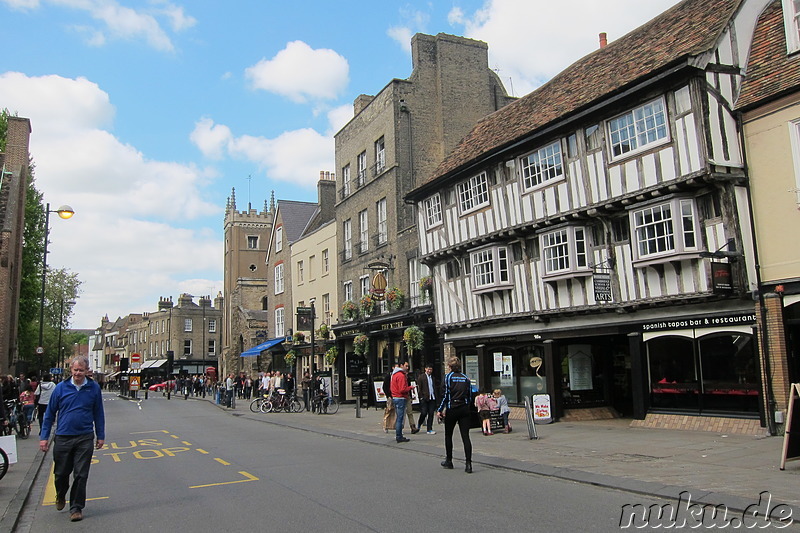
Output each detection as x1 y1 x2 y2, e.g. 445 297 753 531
259 400 273 414
249 398 263 413
290 399 303 413
0 447 8 481
326 398 339 414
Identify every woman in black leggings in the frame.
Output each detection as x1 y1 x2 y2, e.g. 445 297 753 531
437 356 473 473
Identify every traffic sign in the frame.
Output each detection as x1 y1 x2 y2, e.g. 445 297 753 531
50 368 62 375
36 347 44 355
129 375 141 391
131 352 141 370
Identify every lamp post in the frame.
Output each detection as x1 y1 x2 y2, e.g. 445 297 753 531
309 298 316 376
38 203 74 374
57 297 76 372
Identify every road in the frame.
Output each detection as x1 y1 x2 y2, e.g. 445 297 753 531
19 393 671 532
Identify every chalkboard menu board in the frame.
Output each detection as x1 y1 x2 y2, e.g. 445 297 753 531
780 383 800 470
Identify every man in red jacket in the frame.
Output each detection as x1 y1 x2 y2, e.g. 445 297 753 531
390 360 415 443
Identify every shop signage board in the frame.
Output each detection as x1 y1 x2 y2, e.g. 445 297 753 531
373 380 387 403
532 394 553 424
0 435 18 464
780 383 800 470
711 262 733 294
641 313 756 333
593 271 612 301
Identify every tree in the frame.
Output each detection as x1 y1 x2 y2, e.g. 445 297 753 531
41 268 82 369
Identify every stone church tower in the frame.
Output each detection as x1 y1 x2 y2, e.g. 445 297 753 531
221 189 274 376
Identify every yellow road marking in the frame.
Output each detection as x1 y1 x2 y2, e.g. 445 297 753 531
189 471 258 489
196 449 209 454
214 458 231 465
130 430 169 434
170 435 179 439
181 441 192 446
42 463 109 506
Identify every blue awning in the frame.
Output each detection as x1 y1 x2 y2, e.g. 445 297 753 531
240 337 285 357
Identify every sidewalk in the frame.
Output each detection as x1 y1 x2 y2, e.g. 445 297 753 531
0 431 46 532
214 395 800 518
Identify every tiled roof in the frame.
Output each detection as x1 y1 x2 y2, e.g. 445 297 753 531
276 200 319 244
422 0 742 188
736 0 800 109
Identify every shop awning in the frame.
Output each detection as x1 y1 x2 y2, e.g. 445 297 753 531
106 371 121 379
141 359 167 369
241 337 285 357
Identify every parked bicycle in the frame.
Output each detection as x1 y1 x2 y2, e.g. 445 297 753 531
259 389 303 413
310 388 339 415
0 444 8 481
2 400 30 439
249 392 271 413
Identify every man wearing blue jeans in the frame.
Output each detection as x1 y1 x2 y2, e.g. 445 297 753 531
40 355 105 522
390 359 414 442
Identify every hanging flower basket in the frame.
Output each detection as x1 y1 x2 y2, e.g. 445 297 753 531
385 287 405 311
318 323 330 339
360 294 376 315
284 350 297 367
293 331 305 344
403 325 424 356
342 300 359 320
353 334 369 356
419 276 433 293
325 346 338 365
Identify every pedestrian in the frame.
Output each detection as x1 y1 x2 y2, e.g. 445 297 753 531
437 356 473 473
39 355 105 522
493 388 512 433
404 369 419 434
475 389 496 435
390 359 415 443
19 385 35 425
244 375 252 399
225 373 234 407
301 372 312 411
381 365 396 433
416 365 440 435
284 373 295 398
35 373 56 427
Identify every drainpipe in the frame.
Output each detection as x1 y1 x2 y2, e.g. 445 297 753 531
737 110 776 436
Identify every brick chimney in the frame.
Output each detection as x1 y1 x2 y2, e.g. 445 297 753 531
599 32 608 49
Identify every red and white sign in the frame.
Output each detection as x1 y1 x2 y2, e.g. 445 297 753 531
131 353 141 369
532 394 553 424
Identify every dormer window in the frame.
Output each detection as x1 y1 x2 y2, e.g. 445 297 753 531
783 0 800 53
458 172 490 214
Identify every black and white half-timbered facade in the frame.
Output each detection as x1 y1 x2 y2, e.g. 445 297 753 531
407 0 773 430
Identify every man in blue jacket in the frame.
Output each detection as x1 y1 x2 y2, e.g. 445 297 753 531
39 355 105 522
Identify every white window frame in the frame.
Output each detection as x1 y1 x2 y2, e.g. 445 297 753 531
375 137 386 173
275 307 285 338
247 235 258 249
184 318 192 332
208 339 216 356
409 258 430 306
322 249 330 274
274 263 285 294
424 193 443 228
607 97 669 160
343 280 353 303
359 275 369 297
782 0 800 54
322 293 330 323
630 198 701 265
275 226 283 252
469 245 512 293
359 209 369 253
540 226 592 279
343 220 352 260
519 140 565 190
184 339 192 356
297 260 304 283
357 151 367 186
788 118 800 206
458 172 490 214
377 198 388 244
342 164 351 196
208 319 216 333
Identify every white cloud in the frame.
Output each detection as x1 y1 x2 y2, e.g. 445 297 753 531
0 71 221 327
387 26 414 54
191 117 233 160
5 0 195 52
245 41 349 103
326 104 354 136
387 7 430 53
452 0 682 96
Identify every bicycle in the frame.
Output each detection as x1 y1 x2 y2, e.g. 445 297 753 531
310 389 339 415
2 400 30 439
0 444 8 481
249 393 271 413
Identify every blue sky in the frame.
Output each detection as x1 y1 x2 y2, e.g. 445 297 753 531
0 0 680 328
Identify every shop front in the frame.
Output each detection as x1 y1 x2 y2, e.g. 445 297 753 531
642 313 761 417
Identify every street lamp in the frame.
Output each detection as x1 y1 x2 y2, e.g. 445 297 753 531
309 298 316 375
38 203 74 373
